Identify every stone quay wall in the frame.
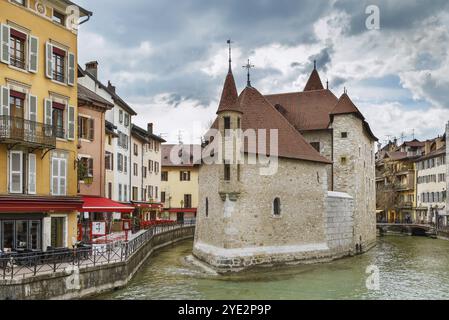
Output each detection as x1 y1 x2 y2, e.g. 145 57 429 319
193 191 356 272
0 226 195 300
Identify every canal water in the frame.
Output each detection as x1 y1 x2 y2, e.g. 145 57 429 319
95 236 449 300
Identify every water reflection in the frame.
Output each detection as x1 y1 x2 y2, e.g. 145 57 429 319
95 236 449 300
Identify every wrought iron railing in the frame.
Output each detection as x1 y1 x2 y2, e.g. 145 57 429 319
0 221 195 281
0 116 56 148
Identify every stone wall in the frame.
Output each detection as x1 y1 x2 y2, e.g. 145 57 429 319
0 226 195 300
331 114 376 252
301 130 333 190
326 191 354 256
446 122 449 216
194 187 355 272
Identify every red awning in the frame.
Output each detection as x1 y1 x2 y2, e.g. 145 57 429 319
0 196 83 213
81 197 134 213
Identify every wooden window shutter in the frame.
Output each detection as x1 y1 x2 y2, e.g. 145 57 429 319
88 118 95 141
0 24 11 65
10 151 23 193
67 52 75 86
45 42 53 79
1 86 10 116
28 153 37 194
67 105 75 140
28 35 39 73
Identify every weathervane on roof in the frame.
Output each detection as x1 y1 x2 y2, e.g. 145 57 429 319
314 60 317 70
243 59 255 87
227 39 233 72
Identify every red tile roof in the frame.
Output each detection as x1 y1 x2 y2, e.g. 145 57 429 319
265 89 338 131
216 86 331 164
330 93 364 119
217 71 242 114
161 144 201 167
304 69 324 91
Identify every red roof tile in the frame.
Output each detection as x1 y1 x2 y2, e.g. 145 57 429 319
304 69 324 91
265 89 338 131
217 71 241 114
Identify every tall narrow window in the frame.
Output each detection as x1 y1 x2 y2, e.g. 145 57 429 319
205 198 209 217
224 117 231 130
108 183 112 199
51 156 67 196
52 48 65 83
10 29 26 69
273 198 281 216
9 151 23 193
224 164 231 181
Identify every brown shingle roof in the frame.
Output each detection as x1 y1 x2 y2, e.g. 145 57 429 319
217 71 241 114
265 89 338 131
162 144 201 167
229 86 331 164
402 139 425 148
304 69 324 91
78 84 114 110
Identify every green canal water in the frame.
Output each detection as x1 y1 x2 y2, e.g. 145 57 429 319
95 236 449 300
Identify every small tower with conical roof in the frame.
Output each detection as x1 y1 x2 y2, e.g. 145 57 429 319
304 60 325 91
216 41 243 201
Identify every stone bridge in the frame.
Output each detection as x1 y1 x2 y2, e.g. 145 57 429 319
377 223 436 237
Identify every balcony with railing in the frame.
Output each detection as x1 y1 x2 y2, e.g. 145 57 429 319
0 116 57 149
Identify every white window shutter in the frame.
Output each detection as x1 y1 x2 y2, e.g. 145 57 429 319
10 151 23 193
0 24 11 65
44 98 53 136
51 157 58 195
28 35 39 73
28 153 36 194
1 86 10 116
67 52 75 86
67 105 75 140
29 95 38 121
45 42 53 79
59 159 67 195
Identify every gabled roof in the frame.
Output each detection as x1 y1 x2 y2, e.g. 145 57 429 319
78 64 137 116
161 144 201 167
215 86 331 164
217 71 241 114
78 84 114 110
401 139 425 148
131 124 166 143
264 89 338 131
304 68 324 91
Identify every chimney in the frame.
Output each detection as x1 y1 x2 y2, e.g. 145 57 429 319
85 61 98 79
107 81 116 93
147 123 153 135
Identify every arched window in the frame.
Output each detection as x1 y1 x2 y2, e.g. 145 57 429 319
273 198 281 216
205 197 209 217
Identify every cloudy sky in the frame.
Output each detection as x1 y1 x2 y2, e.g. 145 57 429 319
76 0 449 145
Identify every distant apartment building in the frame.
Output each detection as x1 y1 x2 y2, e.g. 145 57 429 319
131 123 165 222
161 144 200 223
375 139 425 223
415 135 447 226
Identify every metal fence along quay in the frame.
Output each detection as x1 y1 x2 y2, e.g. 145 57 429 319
0 221 195 281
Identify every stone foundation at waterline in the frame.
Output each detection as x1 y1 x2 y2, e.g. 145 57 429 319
193 191 361 272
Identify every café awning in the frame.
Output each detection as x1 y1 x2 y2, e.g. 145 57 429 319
81 196 134 213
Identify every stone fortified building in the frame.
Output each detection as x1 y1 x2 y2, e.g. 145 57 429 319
193 53 378 272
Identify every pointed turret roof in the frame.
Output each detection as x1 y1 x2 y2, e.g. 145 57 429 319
216 70 242 114
331 93 378 141
303 65 324 91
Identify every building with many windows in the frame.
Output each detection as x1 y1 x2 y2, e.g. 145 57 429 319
0 0 90 251
161 144 199 223
415 135 447 226
131 123 165 222
77 61 137 223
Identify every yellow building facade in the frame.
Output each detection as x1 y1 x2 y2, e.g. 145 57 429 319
161 144 199 223
0 0 90 252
